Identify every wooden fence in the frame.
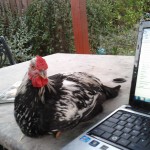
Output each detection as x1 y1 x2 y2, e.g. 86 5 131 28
0 0 32 15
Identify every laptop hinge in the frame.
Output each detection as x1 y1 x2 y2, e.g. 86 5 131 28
125 105 150 115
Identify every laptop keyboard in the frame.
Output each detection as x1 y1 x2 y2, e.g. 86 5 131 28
88 110 150 150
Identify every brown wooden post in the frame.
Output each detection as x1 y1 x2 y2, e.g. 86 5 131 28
70 0 90 54
6 0 13 12
21 0 28 12
15 0 22 15
27 0 32 6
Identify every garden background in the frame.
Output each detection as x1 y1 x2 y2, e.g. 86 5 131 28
0 0 149 63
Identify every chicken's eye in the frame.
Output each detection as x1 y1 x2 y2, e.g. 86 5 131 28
31 65 36 70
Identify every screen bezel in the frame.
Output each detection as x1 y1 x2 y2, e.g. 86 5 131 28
129 21 150 111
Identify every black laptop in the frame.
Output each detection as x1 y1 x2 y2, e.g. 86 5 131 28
62 20 150 150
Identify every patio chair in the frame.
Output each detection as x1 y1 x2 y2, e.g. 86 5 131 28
0 36 15 68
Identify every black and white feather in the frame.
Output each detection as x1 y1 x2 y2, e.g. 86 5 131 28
14 71 120 137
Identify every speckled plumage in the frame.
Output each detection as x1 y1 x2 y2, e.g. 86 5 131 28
14 58 121 137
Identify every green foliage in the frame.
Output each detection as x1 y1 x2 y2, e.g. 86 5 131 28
111 0 144 28
86 0 114 51
7 17 34 62
0 0 149 63
86 0 148 55
0 0 74 62
0 3 34 62
98 27 138 55
26 0 74 56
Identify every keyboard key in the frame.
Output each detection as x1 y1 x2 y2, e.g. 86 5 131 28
120 116 128 121
142 127 149 133
128 143 143 150
128 143 136 150
108 117 119 123
133 125 141 131
127 118 135 123
115 125 124 130
116 111 123 115
117 138 130 147
138 132 148 140
101 132 111 139
135 119 142 125
109 135 119 142
102 121 115 128
131 115 137 119
121 133 130 139
130 130 140 136
118 120 126 126
143 120 150 127
129 136 140 143
98 125 115 133
112 114 121 119
113 130 123 136
124 113 131 117
137 139 149 147
90 129 104 137
123 127 131 133
125 123 134 128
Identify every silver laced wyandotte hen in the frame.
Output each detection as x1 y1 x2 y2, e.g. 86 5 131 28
14 56 121 138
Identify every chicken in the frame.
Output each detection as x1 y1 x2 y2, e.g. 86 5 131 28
14 56 121 137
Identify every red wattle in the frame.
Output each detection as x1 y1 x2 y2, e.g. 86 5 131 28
31 77 48 87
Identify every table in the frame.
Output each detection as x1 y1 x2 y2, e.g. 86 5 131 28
0 53 134 150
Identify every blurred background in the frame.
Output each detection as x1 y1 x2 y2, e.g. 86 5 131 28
0 0 149 62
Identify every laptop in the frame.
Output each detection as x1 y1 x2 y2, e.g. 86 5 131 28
61 20 150 150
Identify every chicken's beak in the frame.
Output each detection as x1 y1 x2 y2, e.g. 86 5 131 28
39 70 47 79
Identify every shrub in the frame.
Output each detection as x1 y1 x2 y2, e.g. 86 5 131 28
0 0 149 63
0 2 34 62
7 16 34 62
0 0 74 62
86 0 146 55
25 0 74 56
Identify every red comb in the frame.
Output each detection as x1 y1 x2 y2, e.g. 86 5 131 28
36 56 48 70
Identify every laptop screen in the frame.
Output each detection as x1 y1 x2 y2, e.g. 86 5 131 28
134 28 150 103
129 21 150 110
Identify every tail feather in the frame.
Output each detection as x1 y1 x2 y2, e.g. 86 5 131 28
102 85 121 99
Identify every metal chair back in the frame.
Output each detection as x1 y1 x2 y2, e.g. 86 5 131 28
0 36 15 68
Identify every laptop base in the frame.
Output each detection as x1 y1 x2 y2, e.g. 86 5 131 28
62 105 150 150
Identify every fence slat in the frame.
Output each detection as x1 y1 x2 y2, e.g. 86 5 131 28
15 0 22 14
9 0 16 13
27 0 32 5
0 0 31 15
22 0 28 11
